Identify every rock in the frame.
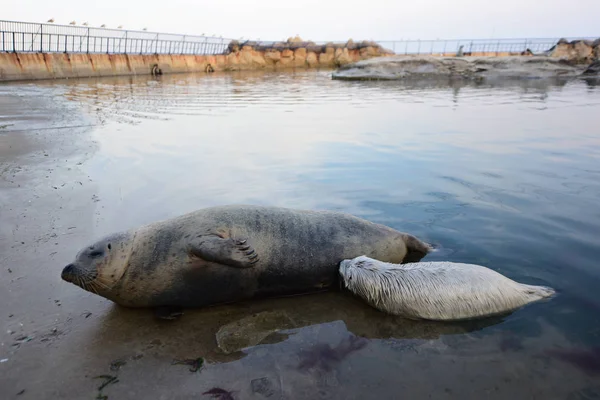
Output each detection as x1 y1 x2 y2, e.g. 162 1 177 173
281 49 294 58
227 40 240 53
287 35 303 43
306 51 319 67
593 38 600 48
318 52 335 66
251 377 276 398
264 50 281 63
558 38 569 45
335 48 354 66
360 46 381 57
549 40 594 63
573 40 593 60
293 48 308 67
215 311 295 354
583 60 600 75
306 44 323 53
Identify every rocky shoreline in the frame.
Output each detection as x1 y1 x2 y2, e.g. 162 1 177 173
331 38 600 82
220 36 394 70
332 55 600 82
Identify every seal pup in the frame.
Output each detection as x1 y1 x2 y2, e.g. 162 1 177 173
339 256 555 321
61 205 431 309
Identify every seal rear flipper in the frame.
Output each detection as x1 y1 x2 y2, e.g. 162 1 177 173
188 236 259 268
402 234 432 263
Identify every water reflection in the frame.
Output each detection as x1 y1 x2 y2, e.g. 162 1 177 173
13 70 600 398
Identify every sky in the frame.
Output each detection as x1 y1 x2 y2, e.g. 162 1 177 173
3 0 599 41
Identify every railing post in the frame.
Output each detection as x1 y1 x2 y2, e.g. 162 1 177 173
40 24 43 52
64 35 67 53
87 28 90 53
124 31 128 54
155 34 158 54
12 32 16 53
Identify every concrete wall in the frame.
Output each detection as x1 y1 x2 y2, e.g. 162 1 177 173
0 40 393 82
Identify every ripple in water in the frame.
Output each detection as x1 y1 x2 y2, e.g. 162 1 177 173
13 70 600 398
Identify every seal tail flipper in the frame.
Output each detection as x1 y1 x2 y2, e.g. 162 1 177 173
402 234 433 263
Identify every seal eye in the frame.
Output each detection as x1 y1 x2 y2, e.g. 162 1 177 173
107 243 112 250
89 250 103 258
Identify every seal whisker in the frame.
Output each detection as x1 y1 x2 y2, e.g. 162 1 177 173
87 281 100 294
91 278 111 290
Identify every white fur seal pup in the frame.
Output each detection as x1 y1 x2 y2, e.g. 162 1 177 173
339 256 555 321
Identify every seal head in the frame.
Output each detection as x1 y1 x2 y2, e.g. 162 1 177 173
62 231 134 296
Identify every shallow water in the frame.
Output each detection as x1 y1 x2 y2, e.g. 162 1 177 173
1 71 600 399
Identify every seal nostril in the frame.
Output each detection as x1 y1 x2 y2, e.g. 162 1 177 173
61 264 75 281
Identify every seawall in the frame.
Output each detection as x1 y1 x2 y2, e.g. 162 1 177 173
0 39 393 82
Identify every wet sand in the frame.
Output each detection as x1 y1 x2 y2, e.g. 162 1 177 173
1 75 600 399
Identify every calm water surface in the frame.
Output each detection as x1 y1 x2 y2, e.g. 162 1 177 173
3 71 600 398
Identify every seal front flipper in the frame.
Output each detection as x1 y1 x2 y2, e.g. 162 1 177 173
188 235 259 268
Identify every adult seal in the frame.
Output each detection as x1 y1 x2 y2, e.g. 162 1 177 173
61 205 431 308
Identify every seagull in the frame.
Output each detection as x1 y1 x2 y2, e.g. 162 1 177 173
143 27 147 31
47 18 55 23
69 21 76 25
100 24 106 28
83 22 88 26
117 25 123 29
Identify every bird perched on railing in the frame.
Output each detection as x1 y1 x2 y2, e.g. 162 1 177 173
47 18 55 23
143 27 148 31
69 21 76 25
100 24 106 28
83 22 88 26
118 25 123 29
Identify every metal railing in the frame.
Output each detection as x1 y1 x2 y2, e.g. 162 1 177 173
0 20 232 55
373 37 597 56
1 20 596 57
